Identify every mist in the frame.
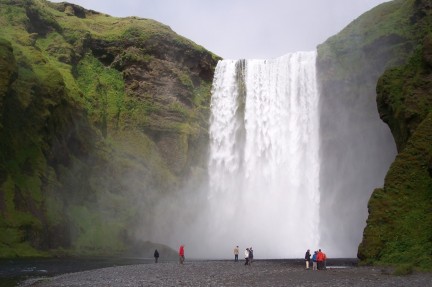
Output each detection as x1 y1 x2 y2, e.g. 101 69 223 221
135 42 397 259
136 52 322 259
317 58 397 257
121 1 399 260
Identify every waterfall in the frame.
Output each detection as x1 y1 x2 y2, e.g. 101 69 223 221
207 51 320 258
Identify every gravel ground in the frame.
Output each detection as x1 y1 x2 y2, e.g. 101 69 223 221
20 260 432 287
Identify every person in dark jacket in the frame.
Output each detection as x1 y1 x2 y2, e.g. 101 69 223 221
154 249 159 263
305 249 311 269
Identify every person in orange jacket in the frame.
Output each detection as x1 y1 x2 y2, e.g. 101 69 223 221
316 249 324 270
179 245 185 264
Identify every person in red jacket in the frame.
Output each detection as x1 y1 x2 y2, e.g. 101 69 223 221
316 249 324 270
179 245 185 264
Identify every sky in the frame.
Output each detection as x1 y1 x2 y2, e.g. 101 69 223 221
49 0 390 59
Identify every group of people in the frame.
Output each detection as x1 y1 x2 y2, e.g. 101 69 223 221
304 249 327 270
234 246 254 265
154 245 326 269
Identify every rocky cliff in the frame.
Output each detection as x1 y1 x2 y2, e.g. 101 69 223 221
0 0 218 257
317 0 410 257
358 0 432 271
317 0 431 270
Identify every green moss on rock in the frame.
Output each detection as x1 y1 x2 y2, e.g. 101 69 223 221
0 0 218 257
359 112 432 270
358 0 432 270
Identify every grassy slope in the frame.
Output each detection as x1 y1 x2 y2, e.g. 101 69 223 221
0 0 216 257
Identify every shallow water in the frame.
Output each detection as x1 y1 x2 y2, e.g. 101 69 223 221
0 257 155 287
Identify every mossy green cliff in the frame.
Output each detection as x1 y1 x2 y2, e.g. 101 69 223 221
358 0 432 270
318 0 432 269
0 0 218 257
316 0 415 257
317 0 432 269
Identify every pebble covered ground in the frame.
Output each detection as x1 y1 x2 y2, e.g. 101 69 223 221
20 260 432 287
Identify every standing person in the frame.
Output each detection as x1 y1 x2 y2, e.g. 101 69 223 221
312 251 318 270
244 248 250 265
317 249 324 270
154 249 159 263
179 245 185 264
249 247 254 265
305 249 311 269
234 246 239 262
322 251 327 270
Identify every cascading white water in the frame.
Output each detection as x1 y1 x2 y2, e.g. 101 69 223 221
207 51 320 258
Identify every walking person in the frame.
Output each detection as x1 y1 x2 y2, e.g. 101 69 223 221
305 249 311 269
179 245 185 264
248 247 254 265
244 248 250 265
312 251 318 270
154 249 159 263
234 246 239 262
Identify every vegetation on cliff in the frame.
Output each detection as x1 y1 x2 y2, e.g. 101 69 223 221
359 0 432 270
316 0 413 257
0 0 218 257
318 0 432 270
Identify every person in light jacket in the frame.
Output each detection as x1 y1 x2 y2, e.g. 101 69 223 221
244 248 250 265
234 246 239 262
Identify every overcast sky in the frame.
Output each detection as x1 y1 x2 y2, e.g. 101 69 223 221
50 0 390 59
